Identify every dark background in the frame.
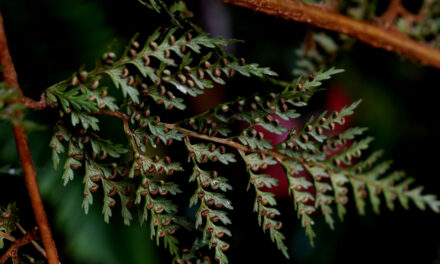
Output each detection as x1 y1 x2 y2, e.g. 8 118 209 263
0 0 439 263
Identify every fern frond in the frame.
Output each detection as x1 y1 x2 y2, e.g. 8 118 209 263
44 22 440 263
239 150 290 258
185 137 233 264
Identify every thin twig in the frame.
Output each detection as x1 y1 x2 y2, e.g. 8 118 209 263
217 0 440 69
164 123 289 159
20 94 48 110
377 0 402 28
377 0 421 28
0 11 59 264
95 110 129 121
94 110 406 197
16 223 47 259
0 227 39 264
93 110 295 161
0 231 15 242
165 124 402 194
94 110 139 152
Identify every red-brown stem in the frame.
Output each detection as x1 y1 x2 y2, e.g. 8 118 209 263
16 223 47 259
95 109 129 121
217 0 440 69
377 0 421 27
94 110 408 198
0 227 39 264
20 95 48 110
94 110 290 160
0 11 59 264
377 0 402 28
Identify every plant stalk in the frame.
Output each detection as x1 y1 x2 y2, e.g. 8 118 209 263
217 0 440 69
0 11 60 264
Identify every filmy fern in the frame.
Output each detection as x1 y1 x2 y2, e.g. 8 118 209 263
42 7 440 264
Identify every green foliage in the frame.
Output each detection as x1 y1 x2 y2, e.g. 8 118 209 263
186 137 233 263
44 22 284 262
21 1 437 263
2 0 440 263
240 150 289 258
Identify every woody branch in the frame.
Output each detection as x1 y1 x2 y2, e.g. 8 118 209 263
216 0 440 69
0 11 59 264
0 227 39 264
